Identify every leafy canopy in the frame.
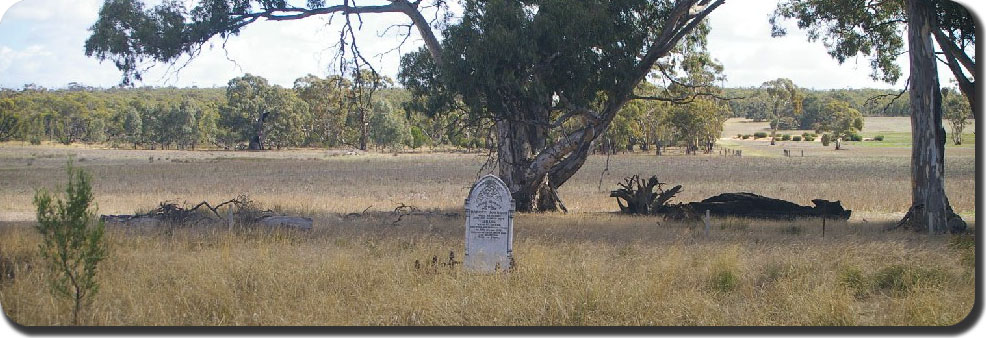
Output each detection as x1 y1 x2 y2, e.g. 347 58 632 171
401 0 700 121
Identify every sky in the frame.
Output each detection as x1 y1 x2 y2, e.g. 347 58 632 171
0 0 977 90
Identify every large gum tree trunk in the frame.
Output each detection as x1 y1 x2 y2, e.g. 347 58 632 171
904 0 962 233
496 117 567 213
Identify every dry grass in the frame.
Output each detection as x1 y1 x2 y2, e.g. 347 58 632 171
0 142 977 326
0 214 975 326
0 144 976 219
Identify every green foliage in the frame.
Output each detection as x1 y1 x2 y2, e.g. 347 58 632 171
943 88 971 145
771 0 906 83
366 99 410 151
791 135 802 141
873 264 949 296
820 134 831 146
742 134 751 139
873 135 884 141
801 133 816 141
781 134 791 141
838 265 869 299
753 132 768 139
293 74 352 147
814 99 863 147
33 162 107 325
708 267 739 294
409 126 430 149
0 98 20 141
761 78 804 136
220 74 312 150
665 98 728 150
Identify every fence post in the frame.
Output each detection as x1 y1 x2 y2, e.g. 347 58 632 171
226 205 234 231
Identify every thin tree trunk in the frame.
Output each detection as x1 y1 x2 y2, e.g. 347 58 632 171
359 108 368 151
250 112 268 150
905 0 954 233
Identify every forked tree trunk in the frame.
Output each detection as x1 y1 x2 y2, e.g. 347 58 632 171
905 0 962 233
496 117 568 212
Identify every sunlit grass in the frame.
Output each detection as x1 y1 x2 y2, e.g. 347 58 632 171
0 215 975 326
0 139 977 326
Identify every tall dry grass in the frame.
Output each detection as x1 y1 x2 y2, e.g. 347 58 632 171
0 214 975 326
0 144 976 326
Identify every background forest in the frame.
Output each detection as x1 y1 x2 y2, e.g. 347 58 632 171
0 76 968 153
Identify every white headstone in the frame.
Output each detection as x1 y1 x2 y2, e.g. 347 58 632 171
464 175 514 272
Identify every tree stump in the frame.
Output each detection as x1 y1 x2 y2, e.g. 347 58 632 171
609 175 682 215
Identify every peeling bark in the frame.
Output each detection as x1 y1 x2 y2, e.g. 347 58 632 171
905 0 962 233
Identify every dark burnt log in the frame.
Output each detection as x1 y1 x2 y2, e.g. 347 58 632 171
670 192 851 220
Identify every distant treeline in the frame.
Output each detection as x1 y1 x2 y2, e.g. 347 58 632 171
0 78 915 151
723 87 910 128
0 74 486 151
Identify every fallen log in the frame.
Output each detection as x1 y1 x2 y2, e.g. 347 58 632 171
100 196 312 231
667 192 851 220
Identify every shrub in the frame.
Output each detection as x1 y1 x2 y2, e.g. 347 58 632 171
839 266 869 299
708 268 739 294
742 134 751 139
821 134 831 146
30 135 42 145
753 132 768 139
873 135 884 141
802 133 816 141
873 264 949 296
409 126 430 149
792 136 802 141
33 162 107 325
781 134 791 141
847 132 863 141
736 134 743 139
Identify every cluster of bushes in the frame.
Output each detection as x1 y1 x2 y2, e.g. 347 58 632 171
840 263 952 299
742 132 819 142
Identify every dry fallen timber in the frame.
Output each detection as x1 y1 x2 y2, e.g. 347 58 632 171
99 197 313 230
610 175 851 220
672 192 851 220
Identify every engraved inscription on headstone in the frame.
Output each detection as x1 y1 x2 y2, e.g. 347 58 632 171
464 175 514 272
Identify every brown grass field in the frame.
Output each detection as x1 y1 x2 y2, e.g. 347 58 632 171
0 117 977 326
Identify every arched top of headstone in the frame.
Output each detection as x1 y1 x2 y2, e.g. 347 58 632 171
466 175 514 212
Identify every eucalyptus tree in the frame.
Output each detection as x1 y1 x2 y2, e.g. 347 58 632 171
759 78 803 146
85 0 725 212
293 74 352 147
813 98 863 150
942 87 970 145
0 98 17 141
771 0 972 232
220 74 295 150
